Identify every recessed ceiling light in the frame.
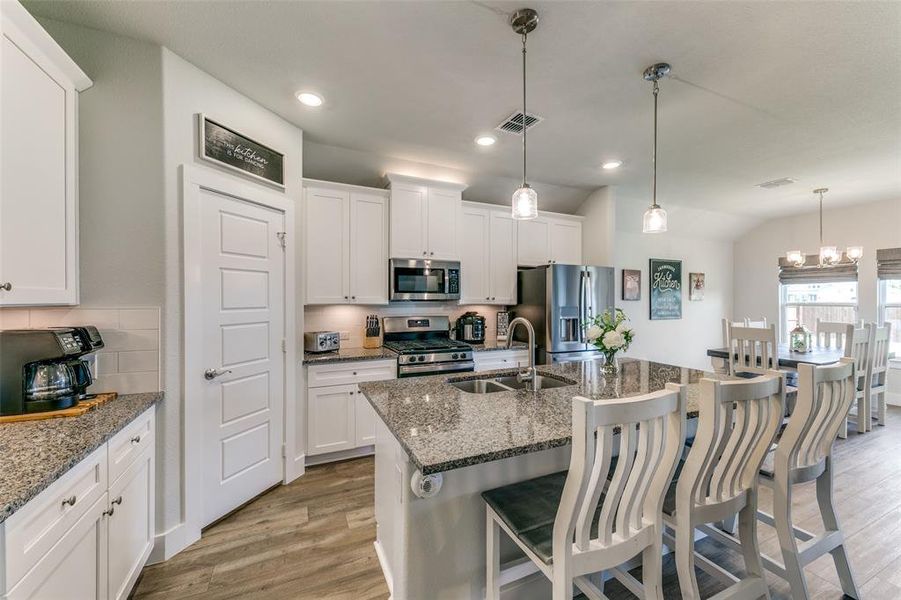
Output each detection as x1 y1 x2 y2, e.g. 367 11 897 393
601 160 623 170
475 135 497 146
296 92 323 107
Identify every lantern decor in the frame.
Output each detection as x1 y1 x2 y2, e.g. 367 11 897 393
789 324 813 353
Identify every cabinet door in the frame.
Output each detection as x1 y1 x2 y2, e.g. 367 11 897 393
307 384 356 455
459 207 490 304
489 211 518 304
305 187 349 304
107 448 153 600
549 219 582 265
354 389 377 447
1 30 78 305
389 184 427 258
426 187 461 260
517 219 550 266
349 192 388 304
6 495 108 600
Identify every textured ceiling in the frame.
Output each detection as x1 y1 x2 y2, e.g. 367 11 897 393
25 0 901 224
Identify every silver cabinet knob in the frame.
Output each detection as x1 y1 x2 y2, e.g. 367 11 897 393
204 368 232 380
130 435 141 444
0 282 11 291
351 296 356 300
112 496 122 506
430 251 434 256
61 495 76 508
103 506 115 517
344 295 349 300
422 251 427 256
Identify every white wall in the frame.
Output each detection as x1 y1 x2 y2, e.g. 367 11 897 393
577 186 615 266
734 198 901 328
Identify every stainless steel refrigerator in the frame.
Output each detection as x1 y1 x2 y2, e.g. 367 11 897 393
513 264 615 364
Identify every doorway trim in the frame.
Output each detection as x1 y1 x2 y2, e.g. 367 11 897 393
181 163 297 544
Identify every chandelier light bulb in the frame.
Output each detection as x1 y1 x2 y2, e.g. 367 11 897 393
819 245 839 266
786 250 805 268
846 246 863 262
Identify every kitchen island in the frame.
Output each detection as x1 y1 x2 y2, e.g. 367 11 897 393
358 359 721 600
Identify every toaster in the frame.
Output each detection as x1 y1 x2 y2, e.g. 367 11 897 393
304 331 340 353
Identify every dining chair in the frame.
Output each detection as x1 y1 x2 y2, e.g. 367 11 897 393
816 319 853 349
745 317 768 328
726 323 779 377
483 385 686 600
840 324 873 436
866 323 891 428
662 371 785 600
721 318 769 347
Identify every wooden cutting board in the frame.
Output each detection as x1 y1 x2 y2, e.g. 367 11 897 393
0 393 118 424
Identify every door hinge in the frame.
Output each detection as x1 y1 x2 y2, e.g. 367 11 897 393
281 444 287 458
276 231 286 249
281 339 287 353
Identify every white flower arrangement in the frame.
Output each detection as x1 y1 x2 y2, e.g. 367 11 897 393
585 308 634 365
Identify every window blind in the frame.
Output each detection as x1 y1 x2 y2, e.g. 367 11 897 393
778 253 858 284
877 248 901 280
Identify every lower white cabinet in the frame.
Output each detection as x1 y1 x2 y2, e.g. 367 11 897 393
473 349 531 372
306 359 395 458
1 406 155 600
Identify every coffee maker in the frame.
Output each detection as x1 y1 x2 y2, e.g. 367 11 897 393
0 328 100 416
63 326 104 399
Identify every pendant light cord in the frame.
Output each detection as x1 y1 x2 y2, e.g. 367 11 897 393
652 79 659 208
521 32 527 187
818 190 824 245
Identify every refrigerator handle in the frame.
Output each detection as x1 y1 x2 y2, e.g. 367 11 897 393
586 270 594 317
579 270 587 343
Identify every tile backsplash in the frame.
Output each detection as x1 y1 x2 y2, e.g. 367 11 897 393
0 306 161 395
304 303 509 348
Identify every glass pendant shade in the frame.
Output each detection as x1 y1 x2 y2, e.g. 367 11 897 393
846 246 863 262
642 205 668 233
512 185 538 220
819 245 839 266
786 250 805 267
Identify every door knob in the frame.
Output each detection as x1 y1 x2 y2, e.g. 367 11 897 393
0 282 11 291
204 368 232 380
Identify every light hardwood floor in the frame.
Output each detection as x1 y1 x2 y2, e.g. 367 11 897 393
135 408 901 599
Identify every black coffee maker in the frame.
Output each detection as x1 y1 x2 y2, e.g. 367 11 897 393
0 327 102 416
62 326 104 400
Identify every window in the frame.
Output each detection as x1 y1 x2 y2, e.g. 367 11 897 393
879 279 901 355
780 281 858 342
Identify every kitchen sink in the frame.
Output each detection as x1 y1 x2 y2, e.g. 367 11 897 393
448 373 575 394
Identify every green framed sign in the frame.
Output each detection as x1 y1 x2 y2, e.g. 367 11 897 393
649 258 682 320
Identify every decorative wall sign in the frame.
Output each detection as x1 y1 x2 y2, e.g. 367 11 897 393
622 269 641 301
689 272 705 301
649 258 682 320
198 114 285 188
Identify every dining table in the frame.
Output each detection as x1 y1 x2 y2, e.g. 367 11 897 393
707 344 846 374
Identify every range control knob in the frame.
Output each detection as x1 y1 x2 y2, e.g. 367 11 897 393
417 356 426 362
451 353 459 360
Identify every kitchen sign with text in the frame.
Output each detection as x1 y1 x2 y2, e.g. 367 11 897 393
198 114 285 188
649 258 682 320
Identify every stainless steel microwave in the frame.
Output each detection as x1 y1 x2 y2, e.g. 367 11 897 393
389 258 460 301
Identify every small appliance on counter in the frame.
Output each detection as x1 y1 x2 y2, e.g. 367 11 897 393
304 331 340 353
362 314 381 349
496 311 510 343
455 312 486 344
0 327 102 416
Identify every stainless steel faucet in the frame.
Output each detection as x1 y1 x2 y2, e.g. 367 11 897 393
506 317 538 392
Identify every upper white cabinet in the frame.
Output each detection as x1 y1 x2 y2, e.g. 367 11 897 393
304 180 389 305
386 173 464 261
517 213 583 267
0 1 91 306
459 203 517 305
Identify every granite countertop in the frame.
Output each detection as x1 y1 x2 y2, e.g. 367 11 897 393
302 346 397 365
467 340 530 352
359 359 736 475
0 392 163 523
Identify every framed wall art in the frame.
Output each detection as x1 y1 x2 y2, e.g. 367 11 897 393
649 258 682 320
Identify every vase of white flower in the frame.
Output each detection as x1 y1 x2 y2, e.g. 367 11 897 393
585 308 634 376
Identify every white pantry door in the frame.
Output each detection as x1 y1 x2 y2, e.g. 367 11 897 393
200 188 285 526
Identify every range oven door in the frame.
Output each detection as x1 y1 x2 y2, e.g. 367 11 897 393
389 258 460 301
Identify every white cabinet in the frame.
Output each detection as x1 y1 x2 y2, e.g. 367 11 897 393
386 174 464 260
306 359 396 459
0 1 91 306
473 349 531 372
459 203 517 305
1 406 155 600
304 181 388 305
517 213 583 267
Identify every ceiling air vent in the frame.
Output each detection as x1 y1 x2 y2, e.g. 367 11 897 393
755 177 797 189
495 111 544 135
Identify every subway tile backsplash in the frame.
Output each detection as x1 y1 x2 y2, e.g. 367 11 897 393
0 306 161 395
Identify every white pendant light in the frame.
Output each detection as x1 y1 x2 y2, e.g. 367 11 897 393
642 63 671 233
510 9 539 220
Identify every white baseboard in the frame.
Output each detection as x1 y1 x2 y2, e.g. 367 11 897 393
373 540 393 597
147 521 201 565
285 452 306 483
887 391 901 407
306 445 374 467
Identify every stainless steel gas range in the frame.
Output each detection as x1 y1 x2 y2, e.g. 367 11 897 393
382 316 474 378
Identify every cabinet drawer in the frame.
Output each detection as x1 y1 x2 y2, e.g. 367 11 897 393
307 359 396 388
2 445 107 592
473 350 530 372
108 406 155 485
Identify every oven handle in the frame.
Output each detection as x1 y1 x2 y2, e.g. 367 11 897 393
398 361 475 377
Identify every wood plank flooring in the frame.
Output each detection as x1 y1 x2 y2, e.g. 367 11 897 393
135 408 901 599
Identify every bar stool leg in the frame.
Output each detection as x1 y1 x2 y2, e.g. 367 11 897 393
816 460 861 599
737 494 770 599
773 481 810 599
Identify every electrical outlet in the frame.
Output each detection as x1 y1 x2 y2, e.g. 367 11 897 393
339 331 350 341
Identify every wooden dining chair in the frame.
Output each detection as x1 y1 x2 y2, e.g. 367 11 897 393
483 386 686 600
745 317 768 328
866 323 892 428
663 371 785 600
816 319 853 349
840 324 873 436
726 323 778 377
